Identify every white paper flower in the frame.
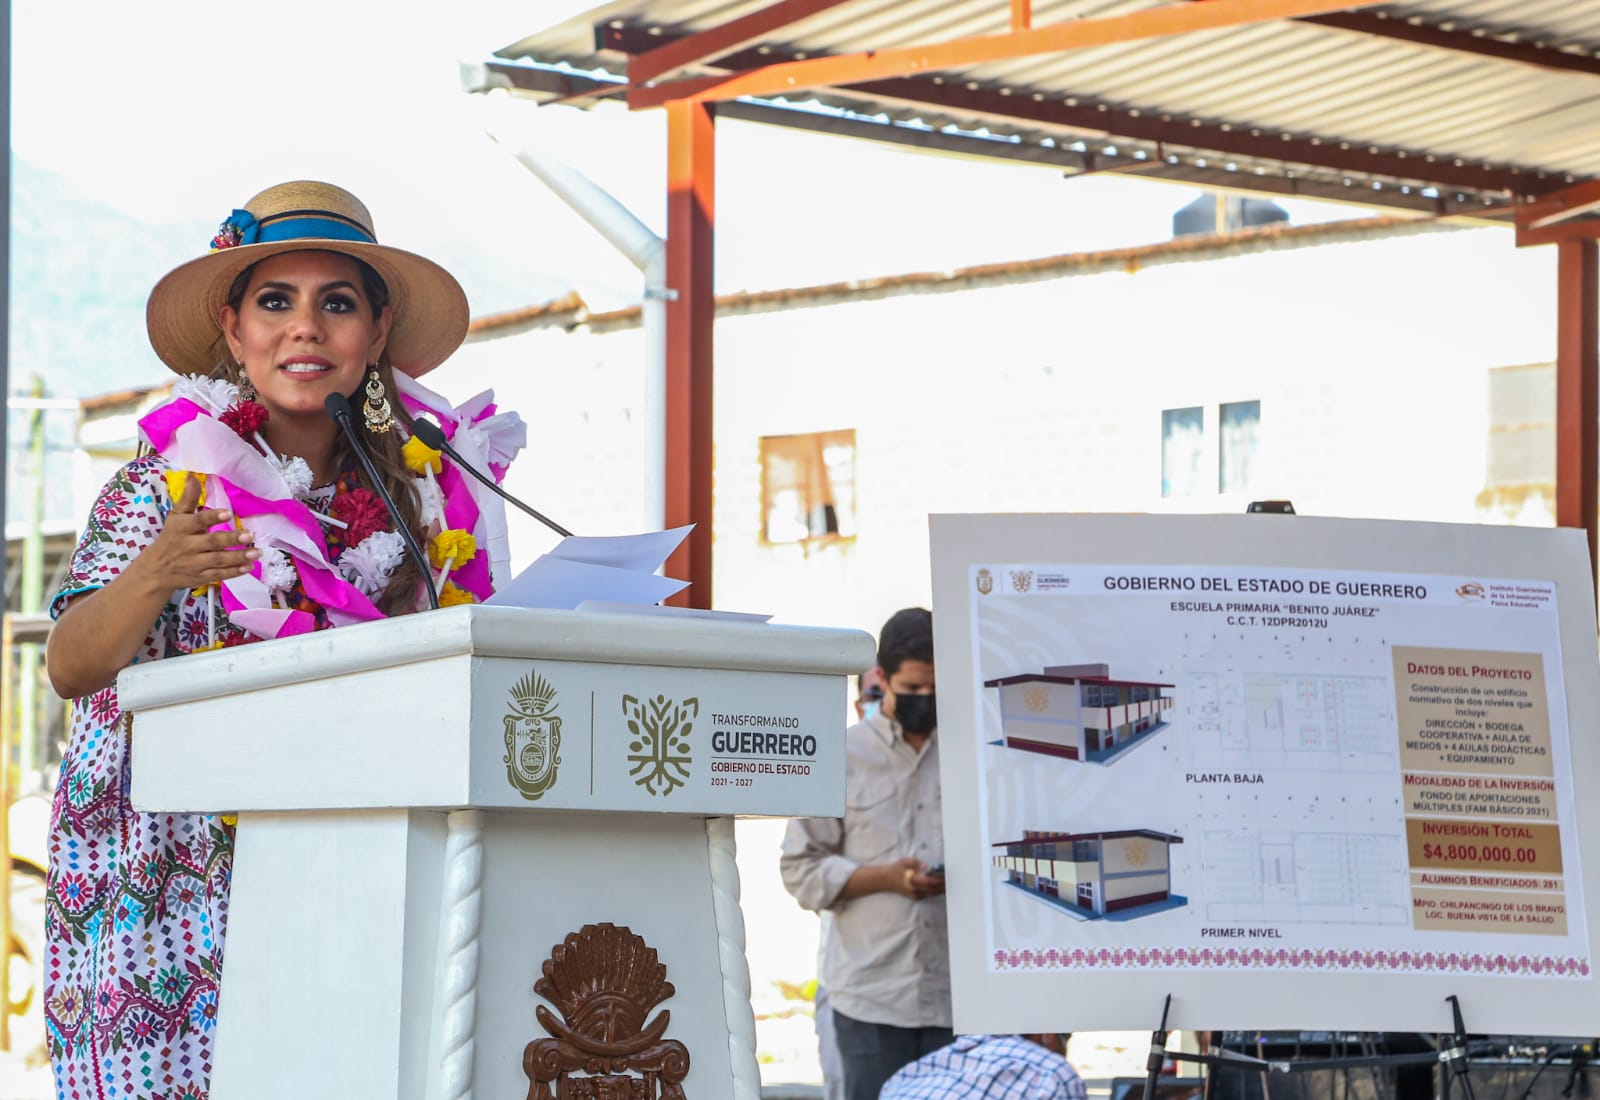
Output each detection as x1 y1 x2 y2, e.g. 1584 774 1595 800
459 411 527 468
338 530 408 597
171 374 240 415
414 467 447 531
269 454 315 499
258 548 297 595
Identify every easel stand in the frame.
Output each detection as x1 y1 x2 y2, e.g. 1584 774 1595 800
1139 995 1503 1100
1442 996 1477 1100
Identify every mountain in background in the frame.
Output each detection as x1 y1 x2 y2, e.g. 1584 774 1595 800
10 157 196 399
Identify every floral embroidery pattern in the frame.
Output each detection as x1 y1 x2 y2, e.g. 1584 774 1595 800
47 375 522 1099
43 455 377 1099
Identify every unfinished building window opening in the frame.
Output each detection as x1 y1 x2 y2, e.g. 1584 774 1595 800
759 429 857 545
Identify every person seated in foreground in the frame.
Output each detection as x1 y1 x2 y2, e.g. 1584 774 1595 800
879 1032 1086 1100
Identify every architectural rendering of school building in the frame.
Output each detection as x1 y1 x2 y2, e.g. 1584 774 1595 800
985 664 1174 762
995 829 1183 917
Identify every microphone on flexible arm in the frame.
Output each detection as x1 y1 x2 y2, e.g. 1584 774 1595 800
324 393 441 611
409 417 573 539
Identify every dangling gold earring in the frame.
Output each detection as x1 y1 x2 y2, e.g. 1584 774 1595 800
236 365 258 403
363 365 395 434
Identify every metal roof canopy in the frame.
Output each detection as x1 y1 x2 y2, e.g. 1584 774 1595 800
479 0 1600 606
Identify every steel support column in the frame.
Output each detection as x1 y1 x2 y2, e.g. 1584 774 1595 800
1555 240 1598 578
664 99 716 608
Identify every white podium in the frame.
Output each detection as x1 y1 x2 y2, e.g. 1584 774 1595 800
120 605 875 1100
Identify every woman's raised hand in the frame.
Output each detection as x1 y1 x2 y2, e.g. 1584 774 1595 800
135 476 260 591
48 477 263 698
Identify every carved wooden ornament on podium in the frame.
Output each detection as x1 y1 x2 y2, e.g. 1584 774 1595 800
523 923 689 1100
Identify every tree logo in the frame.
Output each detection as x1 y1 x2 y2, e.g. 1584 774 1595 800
623 693 697 797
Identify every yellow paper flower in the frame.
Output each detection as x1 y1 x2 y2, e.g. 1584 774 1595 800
163 470 208 506
439 581 477 607
402 435 443 475
429 529 477 569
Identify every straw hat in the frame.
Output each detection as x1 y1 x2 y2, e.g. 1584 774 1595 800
146 180 469 378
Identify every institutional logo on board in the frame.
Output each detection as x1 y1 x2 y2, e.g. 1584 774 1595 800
1455 581 1487 602
504 668 563 800
624 693 698 797
1023 684 1051 713
976 568 994 595
1010 570 1035 593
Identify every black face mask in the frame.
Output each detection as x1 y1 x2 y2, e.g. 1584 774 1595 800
895 692 937 735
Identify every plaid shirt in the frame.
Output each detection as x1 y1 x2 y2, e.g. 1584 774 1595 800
880 1035 1088 1100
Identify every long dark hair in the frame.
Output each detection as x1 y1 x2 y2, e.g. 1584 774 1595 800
214 252 429 616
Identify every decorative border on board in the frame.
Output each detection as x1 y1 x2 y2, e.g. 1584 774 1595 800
992 947 1591 976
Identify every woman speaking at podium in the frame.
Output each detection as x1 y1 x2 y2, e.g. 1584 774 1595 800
43 181 520 1099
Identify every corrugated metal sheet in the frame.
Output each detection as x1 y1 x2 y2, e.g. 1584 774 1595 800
491 0 1600 205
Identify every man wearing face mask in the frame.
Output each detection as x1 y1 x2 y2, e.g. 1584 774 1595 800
781 608 950 1100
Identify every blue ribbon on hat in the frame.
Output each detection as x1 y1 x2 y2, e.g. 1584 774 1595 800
210 207 374 251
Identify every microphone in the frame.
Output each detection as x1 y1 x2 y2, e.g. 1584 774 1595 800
325 393 440 611
410 417 573 538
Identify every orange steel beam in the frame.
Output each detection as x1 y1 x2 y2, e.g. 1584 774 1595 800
629 0 863 86
663 99 717 609
1516 181 1600 245
1517 178 1600 231
629 0 1386 108
1518 218 1600 248
1011 0 1032 32
1555 240 1599 579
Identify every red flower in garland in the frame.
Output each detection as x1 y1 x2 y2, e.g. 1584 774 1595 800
331 488 390 546
219 400 269 440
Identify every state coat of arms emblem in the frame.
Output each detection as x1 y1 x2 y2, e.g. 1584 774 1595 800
504 668 563 800
976 568 994 595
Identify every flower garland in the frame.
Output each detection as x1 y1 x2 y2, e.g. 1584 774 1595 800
137 375 526 645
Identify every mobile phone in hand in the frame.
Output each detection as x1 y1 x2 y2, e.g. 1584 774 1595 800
926 862 945 876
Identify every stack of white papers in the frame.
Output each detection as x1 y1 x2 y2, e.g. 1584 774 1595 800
485 526 694 610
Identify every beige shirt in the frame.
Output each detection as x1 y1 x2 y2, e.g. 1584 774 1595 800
780 713 950 1029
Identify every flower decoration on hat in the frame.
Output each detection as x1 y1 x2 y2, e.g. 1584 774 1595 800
209 209 258 252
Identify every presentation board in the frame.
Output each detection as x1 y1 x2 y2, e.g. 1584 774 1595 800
930 513 1600 1035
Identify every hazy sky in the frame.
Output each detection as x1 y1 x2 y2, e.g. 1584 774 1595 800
13 0 1369 311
